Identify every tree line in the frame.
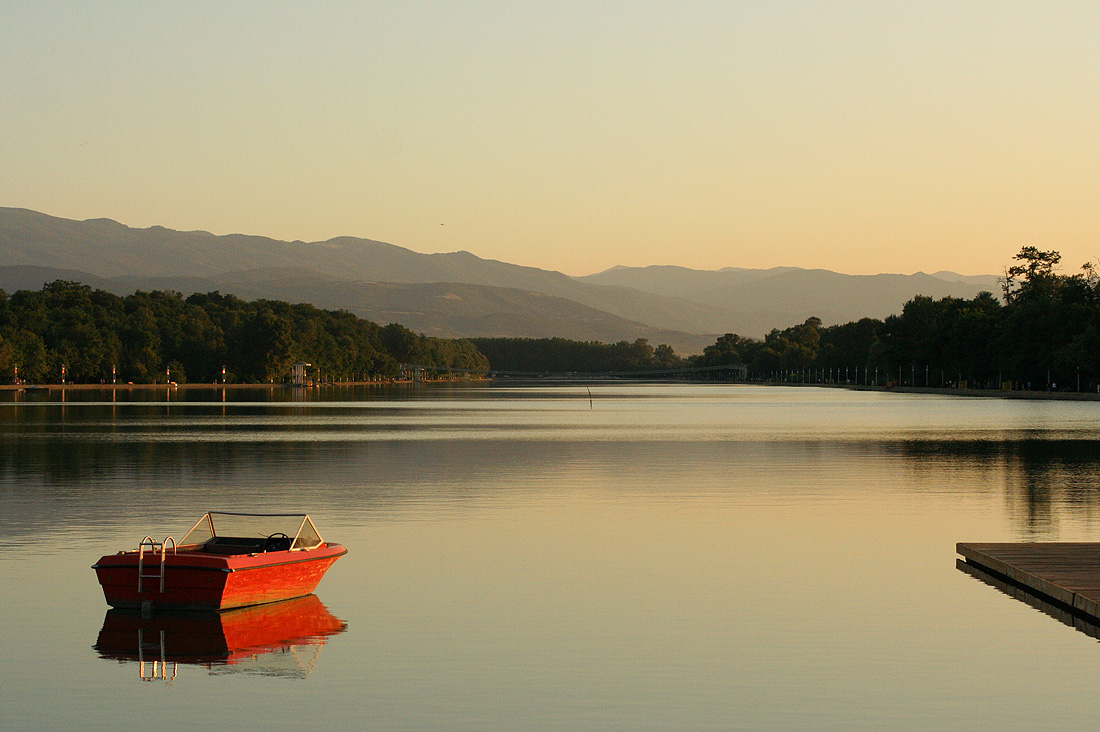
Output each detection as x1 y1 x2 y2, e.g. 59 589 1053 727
469 337 685 374
692 247 1100 391
4 247 1095 389
0 281 488 384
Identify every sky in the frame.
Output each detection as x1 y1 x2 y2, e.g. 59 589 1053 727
2 1 1097 277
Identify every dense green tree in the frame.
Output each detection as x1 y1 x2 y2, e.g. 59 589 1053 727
689 246 1099 391
1001 246 1063 302
0 282 488 384
233 308 294 382
818 318 880 371
694 333 749 367
471 337 684 373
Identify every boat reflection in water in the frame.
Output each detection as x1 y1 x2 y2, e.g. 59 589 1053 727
94 594 347 682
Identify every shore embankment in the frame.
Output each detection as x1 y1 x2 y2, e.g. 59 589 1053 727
784 382 1100 401
0 381 418 392
2 380 1099 402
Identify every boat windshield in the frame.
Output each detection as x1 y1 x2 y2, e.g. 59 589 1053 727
180 512 324 550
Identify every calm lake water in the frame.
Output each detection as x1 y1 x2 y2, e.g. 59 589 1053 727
3 383 1100 731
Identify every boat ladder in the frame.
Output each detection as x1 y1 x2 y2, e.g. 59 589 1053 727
137 536 175 594
137 628 176 683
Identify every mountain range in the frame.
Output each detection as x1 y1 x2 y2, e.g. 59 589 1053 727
0 207 1000 354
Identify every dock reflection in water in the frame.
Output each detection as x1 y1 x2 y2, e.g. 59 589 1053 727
957 560 1100 643
94 594 347 681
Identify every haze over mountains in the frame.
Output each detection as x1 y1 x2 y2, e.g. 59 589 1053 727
0 207 1000 354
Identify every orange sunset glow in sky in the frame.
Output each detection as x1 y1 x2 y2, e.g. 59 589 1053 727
2 2 1097 276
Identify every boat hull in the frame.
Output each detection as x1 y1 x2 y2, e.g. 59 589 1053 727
93 543 346 611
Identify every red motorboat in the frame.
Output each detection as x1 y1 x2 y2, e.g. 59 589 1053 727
93 512 347 611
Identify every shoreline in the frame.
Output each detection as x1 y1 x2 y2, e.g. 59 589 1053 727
1 380 1098 401
0 381 418 392
800 382 1100 402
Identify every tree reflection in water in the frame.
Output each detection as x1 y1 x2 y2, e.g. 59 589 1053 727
901 439 1100 536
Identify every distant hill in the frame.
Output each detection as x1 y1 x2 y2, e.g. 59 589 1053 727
0 208 731 339
578 265 1001 334
0 264 119 293
126 270 715 352
0 207 1000 348
580 265 802 302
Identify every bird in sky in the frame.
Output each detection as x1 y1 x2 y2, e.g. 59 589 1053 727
81 141 88 147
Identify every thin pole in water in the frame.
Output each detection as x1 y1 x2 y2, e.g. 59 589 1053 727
587 387 593 409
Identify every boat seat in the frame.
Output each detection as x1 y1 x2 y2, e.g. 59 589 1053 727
203 537 267 555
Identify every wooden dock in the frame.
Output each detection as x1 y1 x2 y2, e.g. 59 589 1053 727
957 542 1100 631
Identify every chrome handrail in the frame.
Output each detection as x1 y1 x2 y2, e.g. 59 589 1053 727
137 536 175 594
